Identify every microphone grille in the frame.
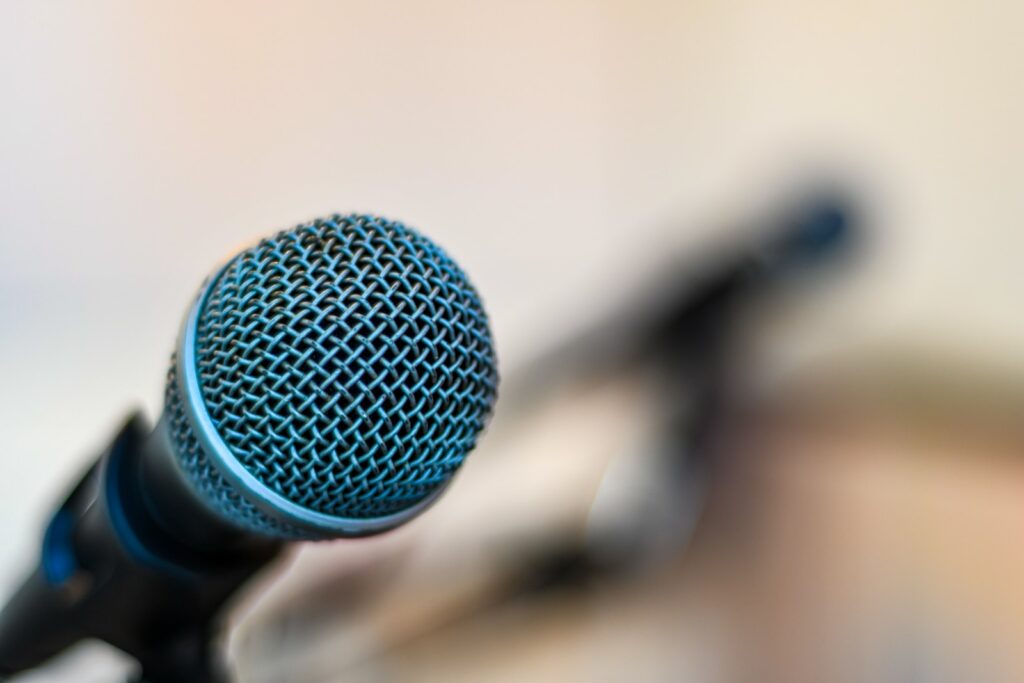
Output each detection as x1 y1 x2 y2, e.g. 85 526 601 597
165 371 304 536
167 214 498 538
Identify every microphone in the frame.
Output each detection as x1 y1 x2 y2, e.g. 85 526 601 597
0 214 498 681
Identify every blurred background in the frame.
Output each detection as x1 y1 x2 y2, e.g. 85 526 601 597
1 1 1022 681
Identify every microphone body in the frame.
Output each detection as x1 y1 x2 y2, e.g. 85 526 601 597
0 215 498 681
0 415 280 681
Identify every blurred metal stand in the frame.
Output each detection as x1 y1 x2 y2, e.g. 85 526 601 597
528 187 859 575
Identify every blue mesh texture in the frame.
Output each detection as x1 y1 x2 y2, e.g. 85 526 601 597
164 214 498 537
164 362 307 537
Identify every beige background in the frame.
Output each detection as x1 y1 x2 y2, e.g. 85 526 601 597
0 1 1021 680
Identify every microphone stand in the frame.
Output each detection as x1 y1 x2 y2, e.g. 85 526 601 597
497 189 859 581
0 414 282 683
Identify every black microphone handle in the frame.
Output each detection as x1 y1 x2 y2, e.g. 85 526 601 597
0 413 281 682
135 415 280 559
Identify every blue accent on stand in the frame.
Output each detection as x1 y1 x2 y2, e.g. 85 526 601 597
41 510 77 585
777 196 853 267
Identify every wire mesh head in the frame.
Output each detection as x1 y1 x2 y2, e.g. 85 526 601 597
165 214 498 538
